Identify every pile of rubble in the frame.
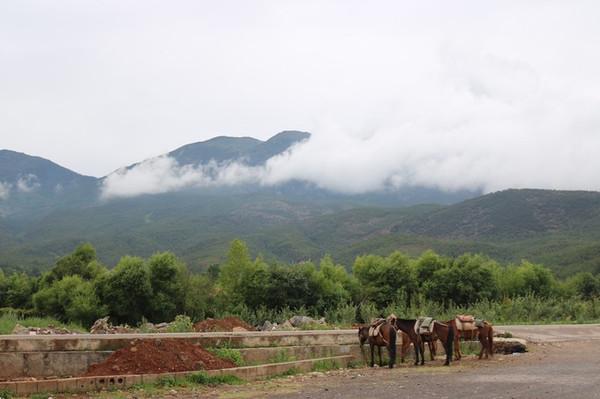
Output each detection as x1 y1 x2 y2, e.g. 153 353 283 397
89 316 175 334
258 315 328 331
89 317 134 334
11 323 76 335
193 317 255 332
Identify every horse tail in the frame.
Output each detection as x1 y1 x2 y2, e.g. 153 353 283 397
387 325 397 368
446 323 454 363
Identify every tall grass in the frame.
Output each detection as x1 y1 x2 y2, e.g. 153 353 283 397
212 296 600 327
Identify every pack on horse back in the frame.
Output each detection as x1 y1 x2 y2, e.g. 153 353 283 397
358 315 397 368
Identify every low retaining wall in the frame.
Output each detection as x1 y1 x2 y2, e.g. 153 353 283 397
0 331 527 381
0 331 358 380
0 330 358 352
0 355 354 396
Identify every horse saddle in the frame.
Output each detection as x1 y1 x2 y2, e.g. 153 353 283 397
455 314 477 331
368 318 387 338
415 316 435 335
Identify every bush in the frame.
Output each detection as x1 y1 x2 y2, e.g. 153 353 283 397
209 347 244 366
166 315 193 332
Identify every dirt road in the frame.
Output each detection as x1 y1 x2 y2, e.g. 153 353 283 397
194 325 600 399
78 325 600 399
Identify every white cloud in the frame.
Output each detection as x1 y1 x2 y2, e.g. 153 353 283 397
4 1 600 195
0 182 11 200
101 47 600 198
100 156 263 199
16 174 40 193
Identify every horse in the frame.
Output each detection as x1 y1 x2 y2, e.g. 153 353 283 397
447 317 493 360
357 321 397 368
398 331 412 363
446 318 478 360
477 320 494 359
394 318 454 366
393 319 425 365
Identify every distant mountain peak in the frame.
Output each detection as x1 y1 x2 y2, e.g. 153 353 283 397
168 131 311 167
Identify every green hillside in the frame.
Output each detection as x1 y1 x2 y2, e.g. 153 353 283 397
2 188 600 278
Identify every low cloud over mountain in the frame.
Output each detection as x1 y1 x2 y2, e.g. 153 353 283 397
100 49 600 199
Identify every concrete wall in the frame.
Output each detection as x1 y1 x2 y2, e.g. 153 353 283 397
0 331 360 380
0 330 358 352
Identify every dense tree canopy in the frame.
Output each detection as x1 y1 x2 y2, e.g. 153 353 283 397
1 240 598 327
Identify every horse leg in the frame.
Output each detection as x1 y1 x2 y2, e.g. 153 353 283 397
478 334 485 360
370 343 375 367
413 337 420 366
419 338 425 365
428 340 435 361
360 344 367 365
455 331 461 360
378 345 383 367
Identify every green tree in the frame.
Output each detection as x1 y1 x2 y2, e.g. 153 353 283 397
219 240 253 304
184 274 214 321
424 254 497 306
33 275 105 325
96 256 153 325
571 272 600 300
415 250 448 284
3 272 36 309
147 252 187 322
42 243 105 287
353 251 416 308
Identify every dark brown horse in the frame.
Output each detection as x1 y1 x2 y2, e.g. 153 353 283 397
392 319 425 365
394 318 454 366
477 320 494 359
357 322 397 368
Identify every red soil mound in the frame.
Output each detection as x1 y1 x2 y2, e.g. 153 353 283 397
84 339 235 376
193 317 255 332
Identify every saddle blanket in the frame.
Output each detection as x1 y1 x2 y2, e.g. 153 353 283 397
415 316 435 335
369 318 386 337
455 314 477 331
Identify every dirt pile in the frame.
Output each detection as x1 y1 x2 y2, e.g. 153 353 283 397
193 317 255 332
84 339 236 376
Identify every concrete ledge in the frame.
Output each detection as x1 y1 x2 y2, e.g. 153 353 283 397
0 355 353 395
0 330 358 352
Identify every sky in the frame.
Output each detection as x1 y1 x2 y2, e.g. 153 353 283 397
2 1 600 196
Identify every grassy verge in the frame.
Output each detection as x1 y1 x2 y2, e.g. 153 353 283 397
207 347 245 366
311 359 341 372
0 313 85 335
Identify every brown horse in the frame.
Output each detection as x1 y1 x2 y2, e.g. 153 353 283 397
447 318 493 360
446 318 478 360
357 322 397 368
398 331 411 363
394 318 454 366
477 320 494 359
418 320 454 366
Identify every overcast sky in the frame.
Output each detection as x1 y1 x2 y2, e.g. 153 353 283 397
2 1 600 194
